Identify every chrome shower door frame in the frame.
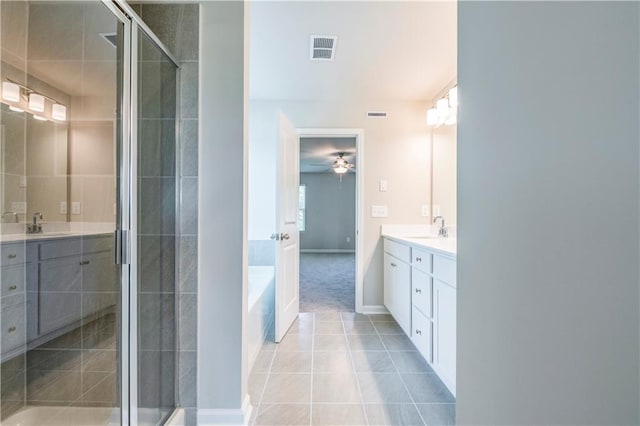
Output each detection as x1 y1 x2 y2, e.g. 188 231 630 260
100 1 180 424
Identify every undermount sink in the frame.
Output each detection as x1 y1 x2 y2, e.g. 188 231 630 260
406 235 440 240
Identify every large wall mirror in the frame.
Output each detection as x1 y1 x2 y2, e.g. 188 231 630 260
431 125 457 225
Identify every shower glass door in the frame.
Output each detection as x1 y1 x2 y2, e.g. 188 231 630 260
0 1 179 425
0 1 128 425
132 24 178 426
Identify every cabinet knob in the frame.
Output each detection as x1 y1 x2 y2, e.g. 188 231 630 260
7 326 16 333
8 285 17 291
416 257 422 262
80 260 90 266
415 329 422 335
7 254 16 259
415 288 422 294
390 262 397 267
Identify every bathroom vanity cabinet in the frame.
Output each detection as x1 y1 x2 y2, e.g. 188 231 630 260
0 234 116 360
383 235 457 395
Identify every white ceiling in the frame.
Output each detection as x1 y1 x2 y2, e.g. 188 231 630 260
249 1 457 102
300 137 356 173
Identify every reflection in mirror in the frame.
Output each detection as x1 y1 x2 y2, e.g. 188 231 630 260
432 125 457 224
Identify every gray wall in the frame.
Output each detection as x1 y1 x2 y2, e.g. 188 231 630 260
300 172 356 251
458 2 639 425
198 1 249 423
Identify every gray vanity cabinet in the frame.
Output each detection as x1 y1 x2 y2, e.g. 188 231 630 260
0 243 33 359
36 235 116 339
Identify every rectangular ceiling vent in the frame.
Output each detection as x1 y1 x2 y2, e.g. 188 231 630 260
367 111 388 118
310 35 337 61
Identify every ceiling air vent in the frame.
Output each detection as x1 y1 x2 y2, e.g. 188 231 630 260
310 35 337 61
367 111 388 118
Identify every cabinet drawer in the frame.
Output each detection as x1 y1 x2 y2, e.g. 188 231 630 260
412 268 432 318
384 239 411 263
433 255 456 287
2 302 26 354
40 238 82 260
1 243 26 266
411 306 432 363
83 235 114 254
1 265 26 297
411 248 432 273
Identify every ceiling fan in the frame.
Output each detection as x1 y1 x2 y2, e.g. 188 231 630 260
332 153 355 175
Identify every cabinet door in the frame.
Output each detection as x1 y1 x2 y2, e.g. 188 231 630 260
82 251 118 318
384 253 411 333
39 256 82 335
383 253 394 316
434 279 456 393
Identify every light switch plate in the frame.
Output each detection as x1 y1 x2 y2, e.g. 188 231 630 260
59 202 68 214
11 202 26 214
19 176 27 188
72 202 81 215
371 205 388 218
433 204 441 217
421 205 430 217
379 179 388 192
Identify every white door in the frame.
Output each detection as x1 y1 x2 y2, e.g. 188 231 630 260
274 113 300 342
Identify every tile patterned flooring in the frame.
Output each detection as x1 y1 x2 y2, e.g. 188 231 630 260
249 312 455 426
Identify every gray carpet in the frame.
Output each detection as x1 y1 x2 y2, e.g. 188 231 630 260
299 253 355 312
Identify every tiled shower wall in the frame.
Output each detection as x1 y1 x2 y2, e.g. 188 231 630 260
131 3 199 421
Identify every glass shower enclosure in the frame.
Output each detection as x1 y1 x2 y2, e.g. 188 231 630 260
0 1 179 424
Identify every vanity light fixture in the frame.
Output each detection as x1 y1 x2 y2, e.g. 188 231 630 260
52 104 67 121
29 93 45 112
427 85 458 127
2 81 20 102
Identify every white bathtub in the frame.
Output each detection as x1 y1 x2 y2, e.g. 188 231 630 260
248 266 275 372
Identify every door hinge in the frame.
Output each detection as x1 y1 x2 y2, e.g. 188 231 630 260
115 229 130 265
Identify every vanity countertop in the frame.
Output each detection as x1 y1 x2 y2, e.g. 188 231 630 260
381 224 457 258
1 229 112 244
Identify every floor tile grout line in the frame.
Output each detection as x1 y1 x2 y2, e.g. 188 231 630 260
342 312 371 426
309 313 315 426
252 340 278 425
373 320 428 426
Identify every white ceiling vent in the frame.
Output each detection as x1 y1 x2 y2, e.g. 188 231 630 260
310 35 337 61
367 111 388 118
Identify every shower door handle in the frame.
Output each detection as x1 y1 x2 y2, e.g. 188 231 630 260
115 229 130 265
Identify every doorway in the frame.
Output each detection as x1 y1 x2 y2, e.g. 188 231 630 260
297 129 365 314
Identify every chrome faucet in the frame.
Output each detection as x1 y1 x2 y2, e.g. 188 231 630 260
26 212 43 234
2 211 19 223
433 215 448 238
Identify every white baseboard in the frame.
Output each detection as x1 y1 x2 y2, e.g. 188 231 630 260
359 305 389 315
197 395 252 426
300 249 355 253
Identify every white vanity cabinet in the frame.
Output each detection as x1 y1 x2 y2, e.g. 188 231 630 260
382 236 457 396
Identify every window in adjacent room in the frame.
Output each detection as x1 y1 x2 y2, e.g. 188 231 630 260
298 184 306 231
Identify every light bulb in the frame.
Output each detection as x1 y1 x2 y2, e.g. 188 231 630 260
437 98 449 115
29 93 45 112
52 104 66 121
33 114 47 121
2 81 20 102
427 108 438 126
448 86 458 108
9 106 24 113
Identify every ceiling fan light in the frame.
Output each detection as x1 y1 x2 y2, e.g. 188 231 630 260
333 164 348 174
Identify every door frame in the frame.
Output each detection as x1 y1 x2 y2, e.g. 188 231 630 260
296 128 365 313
